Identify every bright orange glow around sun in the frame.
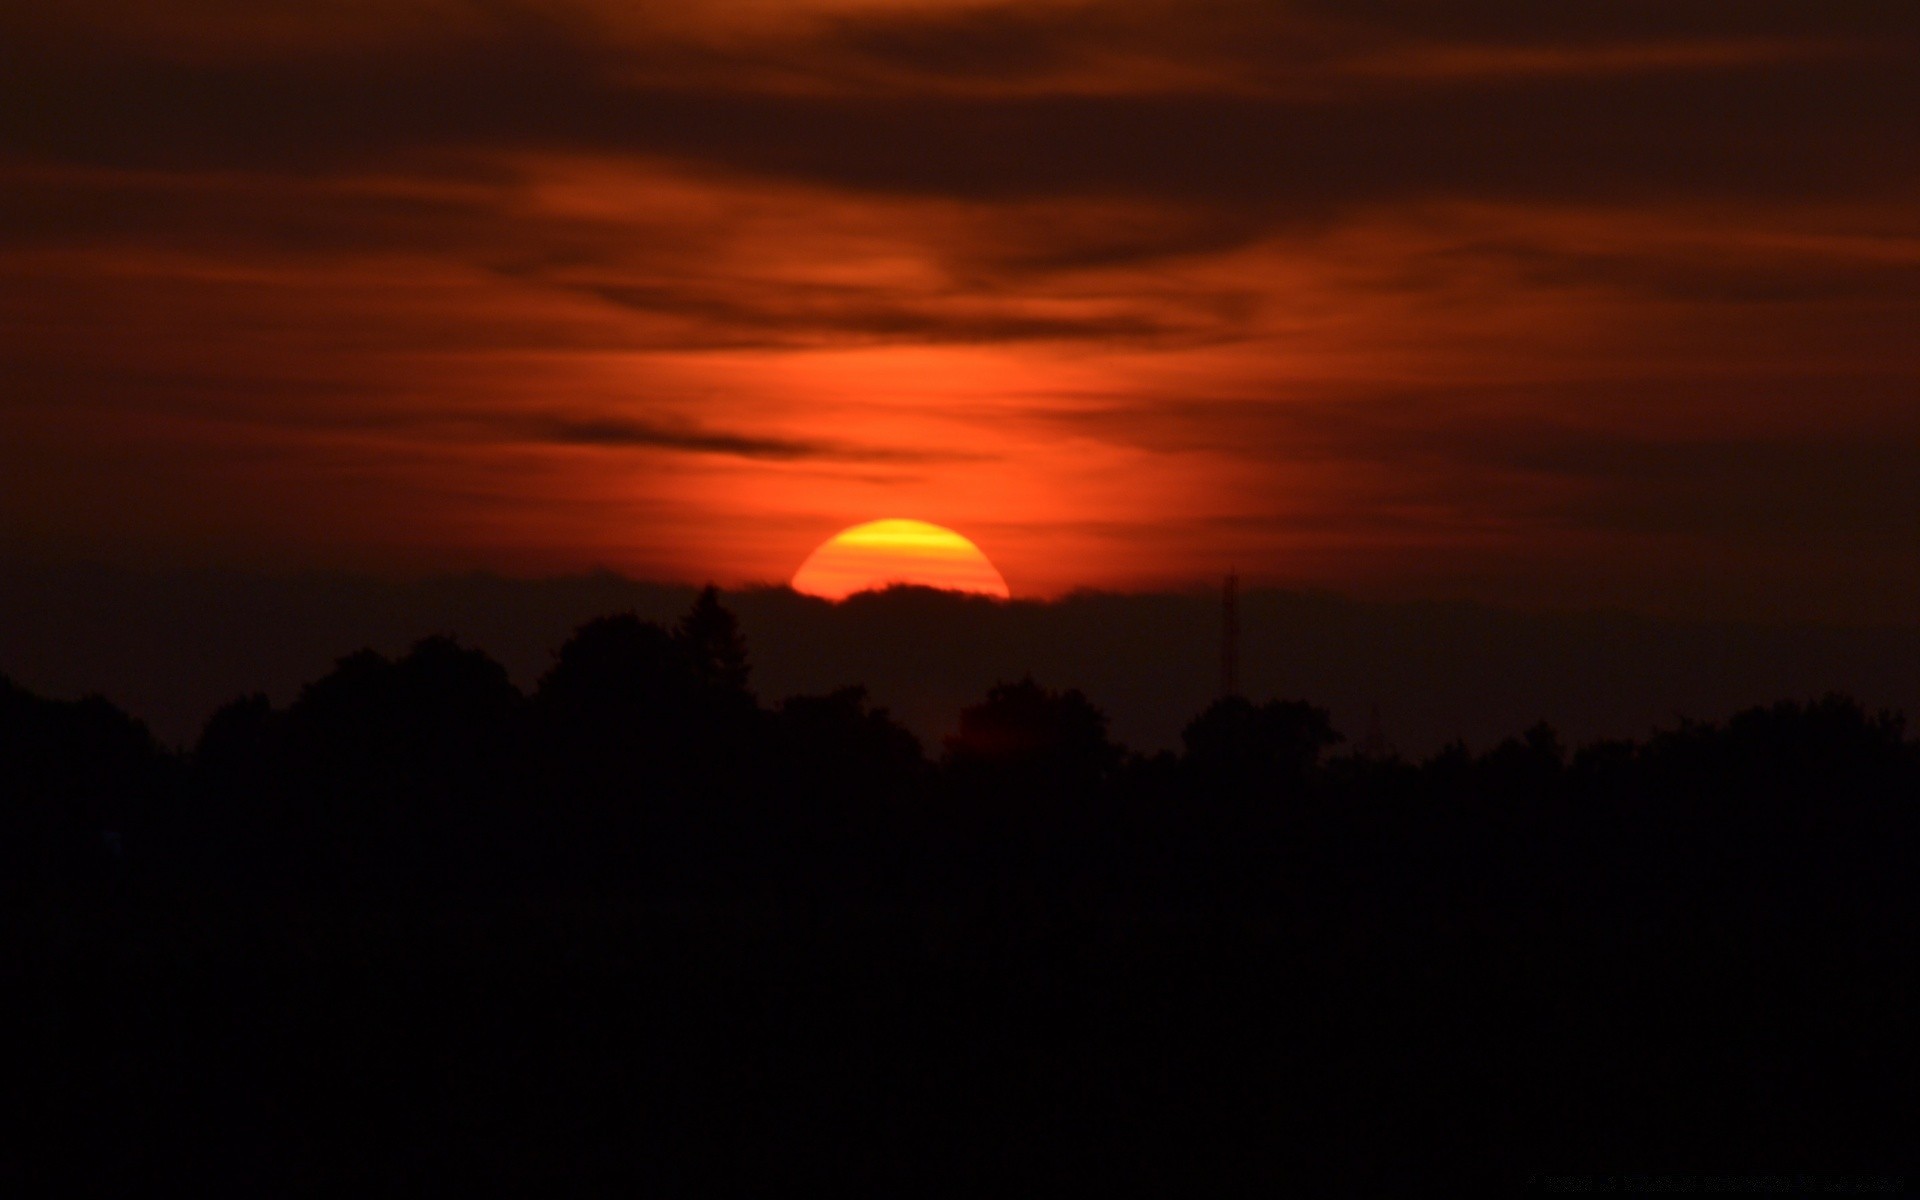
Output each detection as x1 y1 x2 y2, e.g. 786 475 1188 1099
790 519 1012 601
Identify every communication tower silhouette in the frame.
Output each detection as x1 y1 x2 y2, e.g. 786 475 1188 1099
1221 569 1240 698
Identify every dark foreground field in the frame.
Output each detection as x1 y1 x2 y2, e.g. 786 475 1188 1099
9 593 1915 1188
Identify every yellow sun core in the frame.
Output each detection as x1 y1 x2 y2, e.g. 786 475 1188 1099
790 519 1011 601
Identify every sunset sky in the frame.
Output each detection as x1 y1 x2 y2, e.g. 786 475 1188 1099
5 1 1919 622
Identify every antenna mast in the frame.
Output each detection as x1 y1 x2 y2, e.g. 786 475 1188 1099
1221 569 1240 698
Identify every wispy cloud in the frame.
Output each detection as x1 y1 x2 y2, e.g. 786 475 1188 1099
528 414 978 463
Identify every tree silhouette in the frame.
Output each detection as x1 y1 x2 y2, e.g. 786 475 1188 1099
1476 720 1565 800
1 675 165 890
527 597 768 886
943 676 1120 792
222 637 529 887
1180 695 1342 797
678 583 751 696
776 685 925 799
536 613 696 722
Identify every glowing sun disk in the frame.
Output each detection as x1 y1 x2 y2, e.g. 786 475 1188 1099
790 519 1010 601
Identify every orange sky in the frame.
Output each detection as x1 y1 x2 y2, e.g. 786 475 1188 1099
4 1 1920 621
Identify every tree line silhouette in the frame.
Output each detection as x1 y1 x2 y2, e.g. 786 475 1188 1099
8 588 1916 1188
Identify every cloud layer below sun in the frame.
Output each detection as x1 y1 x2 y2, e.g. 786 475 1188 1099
4 0 1919 621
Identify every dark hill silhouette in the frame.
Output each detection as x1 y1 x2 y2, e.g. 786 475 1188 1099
6 591 1917 1188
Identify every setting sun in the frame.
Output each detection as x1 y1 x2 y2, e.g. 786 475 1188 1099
790 519 1011 601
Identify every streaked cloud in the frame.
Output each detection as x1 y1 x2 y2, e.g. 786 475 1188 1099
528 414 976 462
